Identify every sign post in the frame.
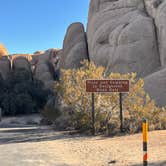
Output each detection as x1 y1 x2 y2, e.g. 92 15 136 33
0 108 2 122
142 118 148 166
119 93 123 132
91 93 95 135
86 80 129 133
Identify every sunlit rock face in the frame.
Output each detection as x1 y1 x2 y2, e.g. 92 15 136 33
34 61 54 89
33 49 60 90
144 67 166 107
32 49 59 69
140 0 166 106
144 0 158 17
0 49 60 90
154 1 166 66
87 0 161 77
0 44 8 56
86 0 166 106
12 56 31 71
144 0 166 66
60 22 89 69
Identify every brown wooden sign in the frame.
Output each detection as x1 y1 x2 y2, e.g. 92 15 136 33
86 80 129 93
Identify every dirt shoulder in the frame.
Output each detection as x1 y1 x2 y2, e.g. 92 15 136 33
0 122 165 166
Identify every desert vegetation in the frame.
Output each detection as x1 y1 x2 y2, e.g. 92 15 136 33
52 61 166 135
0 68 52 116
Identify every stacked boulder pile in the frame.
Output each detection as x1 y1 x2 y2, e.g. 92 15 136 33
0 44 60 90
59 22 89 69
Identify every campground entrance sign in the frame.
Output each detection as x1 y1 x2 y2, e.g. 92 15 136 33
86 79 130 134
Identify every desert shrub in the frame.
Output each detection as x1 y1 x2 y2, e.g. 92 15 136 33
55 60 166 134
53 106 75 130
148 107 166 130
0 68 52 116
41 95 62 126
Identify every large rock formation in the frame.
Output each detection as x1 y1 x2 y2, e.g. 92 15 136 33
0 56 11 80
0 49 60 90
144 67 166 106
12 56 31 71
33 49 60 89
87 0 161 77
85 0 166 106
60 22 89 69
0 44 8 56
144 0 166 66
34 61 54 89
153 0 166 66
141 0 166 106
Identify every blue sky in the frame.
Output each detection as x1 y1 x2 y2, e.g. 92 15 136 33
0 0 90 54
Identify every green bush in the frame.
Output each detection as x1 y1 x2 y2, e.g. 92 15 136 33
0 68 52 116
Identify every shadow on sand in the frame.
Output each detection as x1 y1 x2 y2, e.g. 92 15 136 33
0 126 72 145
0 125 94 145
132 161 166 166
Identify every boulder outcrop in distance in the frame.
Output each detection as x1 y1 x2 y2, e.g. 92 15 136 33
0 48 60 90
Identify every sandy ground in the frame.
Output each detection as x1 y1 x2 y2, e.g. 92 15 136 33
0 117 166 166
